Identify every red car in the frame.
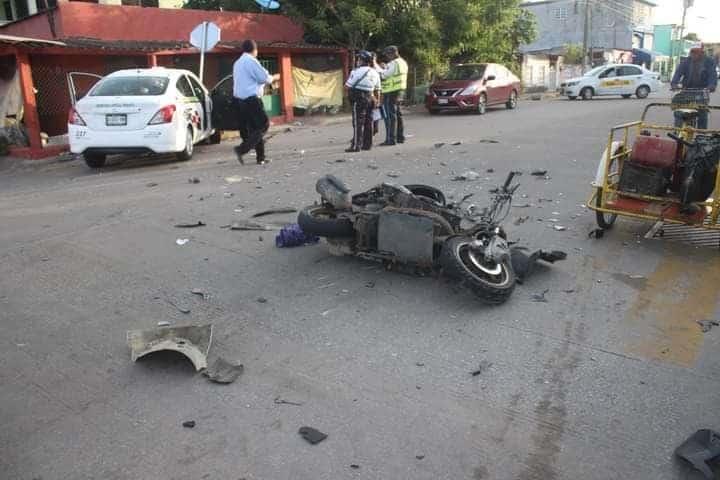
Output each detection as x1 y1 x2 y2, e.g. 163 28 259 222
426 63 521 115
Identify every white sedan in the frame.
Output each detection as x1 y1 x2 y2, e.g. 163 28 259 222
68 68 215 168
560 64 661 101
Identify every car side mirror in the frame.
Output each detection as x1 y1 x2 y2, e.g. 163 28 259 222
485 75 496 83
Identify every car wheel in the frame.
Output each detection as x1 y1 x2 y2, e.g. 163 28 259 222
622 94 632 99
568 96 578 100
84 153 106 168
506 90 518 110
636 85 650 99
476 94 487 115
176 127 194 161
581 87 594 100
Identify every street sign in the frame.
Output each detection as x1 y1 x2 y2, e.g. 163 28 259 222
190 21 221 83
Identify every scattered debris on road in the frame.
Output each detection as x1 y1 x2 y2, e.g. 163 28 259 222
451 141 462 146
224 192 234 198
276 224 320 247
188 177 200 184
157 321 171 327
146 182 158 187
202 357 244 384
365 281 376 288
257 297 268 303
434 142 445 148
252 207 297 218
486 168 495 173
531 170 548 176
367 164 379 170
510 248 567 284
416 455 425 460
230 220 274 231
190 288 206 299
478 139 500 144
224 175 253 184
166 299 191 314
471 360 493 376
697 320 720 333
675 429 720 479
182 420 196 428
299 426 328 445
127 324 213 371
553 225 567 231
452 170 481 181
274 397 304 406
513 203 532 208
350 464 360 469
174 221 206 228
387 172 400 178
415 362 425 367
514 216 530 225
176 238 190 246
531 289 550 303
588 228 605 239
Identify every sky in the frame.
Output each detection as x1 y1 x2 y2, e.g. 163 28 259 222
651 0 719 42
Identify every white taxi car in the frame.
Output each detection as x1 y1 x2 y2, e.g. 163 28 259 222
560 64 661 101
68 68 214 168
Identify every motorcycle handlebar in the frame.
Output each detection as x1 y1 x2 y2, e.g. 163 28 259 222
502 171 517 191
667 132 695 147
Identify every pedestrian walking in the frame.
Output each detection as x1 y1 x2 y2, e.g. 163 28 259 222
232 39 280 165
376 46 408 146
345 50 381 152
670 42 717 130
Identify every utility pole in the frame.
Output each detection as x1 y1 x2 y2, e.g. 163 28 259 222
676 0 693 69
582 0 592 73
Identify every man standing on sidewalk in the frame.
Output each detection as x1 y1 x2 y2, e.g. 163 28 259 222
233 39 280 165
377 46 408 146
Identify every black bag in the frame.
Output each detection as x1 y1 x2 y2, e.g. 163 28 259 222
618 163 669 196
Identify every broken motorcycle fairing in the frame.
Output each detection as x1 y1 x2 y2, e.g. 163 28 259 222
299 172 565 304
127 324 213 371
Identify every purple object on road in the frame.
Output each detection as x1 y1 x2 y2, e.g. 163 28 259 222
276 223 319 248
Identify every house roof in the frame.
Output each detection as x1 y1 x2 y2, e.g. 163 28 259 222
0 33 65 48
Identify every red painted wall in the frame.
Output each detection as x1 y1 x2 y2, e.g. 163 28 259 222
0 2 305 43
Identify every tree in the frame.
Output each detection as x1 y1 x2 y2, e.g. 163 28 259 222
183 0 262 12
563 43 584 65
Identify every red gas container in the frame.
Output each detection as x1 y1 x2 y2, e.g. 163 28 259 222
630 135 678 169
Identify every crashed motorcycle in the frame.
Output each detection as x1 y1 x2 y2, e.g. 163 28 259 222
299 171 563 304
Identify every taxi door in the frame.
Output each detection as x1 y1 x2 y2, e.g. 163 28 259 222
597 67 625 95
618 65 643 94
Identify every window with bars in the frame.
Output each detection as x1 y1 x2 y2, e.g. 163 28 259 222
553 6 569 20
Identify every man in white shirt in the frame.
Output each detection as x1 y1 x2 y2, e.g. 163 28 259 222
232 39 280 165
345 51 381 152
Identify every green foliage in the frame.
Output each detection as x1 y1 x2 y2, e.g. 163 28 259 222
563 43 584 65
182 0 537 75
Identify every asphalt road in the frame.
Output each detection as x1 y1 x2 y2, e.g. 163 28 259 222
2 91 719 480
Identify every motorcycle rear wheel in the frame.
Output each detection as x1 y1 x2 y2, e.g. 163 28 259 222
440 236 515 305
298 205 355 238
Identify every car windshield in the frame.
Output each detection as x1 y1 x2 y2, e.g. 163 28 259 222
90 76 170 96
584 66 607 77
444 65 486 81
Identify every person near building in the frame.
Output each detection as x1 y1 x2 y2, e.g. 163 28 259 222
232 39 280 165
670 42 717 130
376 45 408 146
345 50 381 152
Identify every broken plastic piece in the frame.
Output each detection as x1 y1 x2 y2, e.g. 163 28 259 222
127 324 212 371
182 420 196 428
675 429 720 478
202 357 244 384
175 221 206 228
252 207 297 218
531 169 548 176
299 426 327 445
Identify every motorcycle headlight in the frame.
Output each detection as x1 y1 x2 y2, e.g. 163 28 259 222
459 84 481 96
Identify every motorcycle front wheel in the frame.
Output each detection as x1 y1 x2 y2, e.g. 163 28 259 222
298 205 355 238
440 236 516 305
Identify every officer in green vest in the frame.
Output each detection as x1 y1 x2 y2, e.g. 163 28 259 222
377 45 408 146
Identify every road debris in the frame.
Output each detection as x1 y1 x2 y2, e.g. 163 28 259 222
176 238 190 246
146 182 158 187
588 228 605 239
531 289 549 303
299 426 328 445
182 420 196 428
387 172 400 178
478 139 500 144
365 281 376 288
230 220 276 231
166 299 191 314
471 360 493 376
276 224 320 247
416 455 425 460
553 225 567 231
451 141 462 146
190 288 206 299
510 248 566 285
224 192 234 198
274 397 304 406
202 357 244 384
563 289 576 294
452 170 481 181
157 321 171 327
486 168 495 173
367 164 379 170
127 324 213 371
513 203 532 208
188 177 200 184
174 221 206 228
252 207 297 218
224 175 252 184
675 429 720 479
531 169 548 176
514 216 530 225
434 142 446 148
697 320 720 333
350 464 360 469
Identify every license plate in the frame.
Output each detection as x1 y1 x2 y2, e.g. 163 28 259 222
106 114 127 126
438 99 449 105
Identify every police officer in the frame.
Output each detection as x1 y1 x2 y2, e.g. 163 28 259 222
671 42 717 130
376 46 408 146
345 50 381 152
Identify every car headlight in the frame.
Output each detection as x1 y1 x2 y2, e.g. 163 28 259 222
459 85 481 96
566 81 579 87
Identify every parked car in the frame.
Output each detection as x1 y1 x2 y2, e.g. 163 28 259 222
426 63 521 115
68 67 215 168
560 64 661 101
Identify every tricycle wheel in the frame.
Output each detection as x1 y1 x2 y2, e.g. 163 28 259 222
595 187 617 229
440 237 515 305
298 205 354 238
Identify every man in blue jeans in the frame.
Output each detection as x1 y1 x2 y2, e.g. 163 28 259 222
376 46 408 146
670 43 717 130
